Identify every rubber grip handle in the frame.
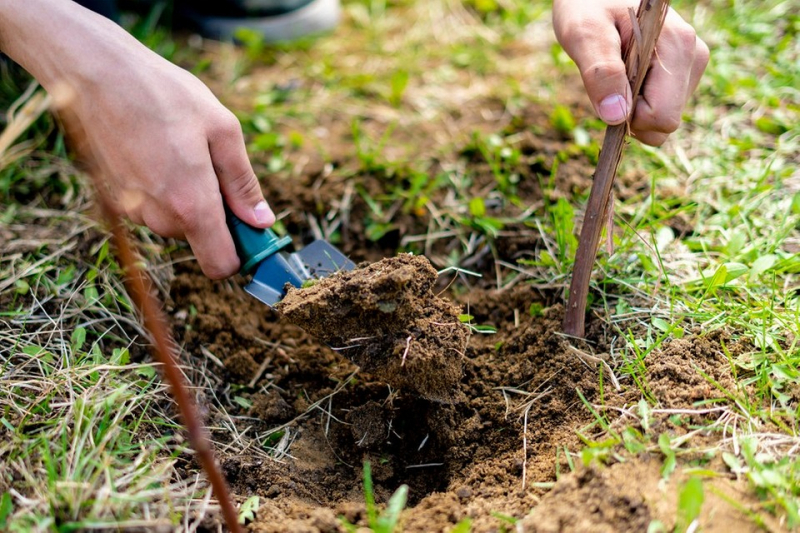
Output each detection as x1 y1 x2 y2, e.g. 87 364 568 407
225 208 291 274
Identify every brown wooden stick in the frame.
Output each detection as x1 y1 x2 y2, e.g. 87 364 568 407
53 105 243 531
100 203 243 533
562 0 671 338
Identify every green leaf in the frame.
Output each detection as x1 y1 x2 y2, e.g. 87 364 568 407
638 399 651 433
676 477 704 532
389 70 410 107
722 452 744 474
363 461 377 526
550 105 576 134
529 303 543 317
233 396 253 410
111 348 130 366
0 492 13 526
377 484 408 532
458 314 474 323
0 418 15 432
71 327 87 352
652 317 670 333
722 262 748 282
725 230 747 257
135 365 157 379
238 496 260 524
469 197 486 217
750 254 777 278
754 115 788 135
658 433 676 479
14 279 29 295
55 265 76 286
704 264 728 289
490 512 518 525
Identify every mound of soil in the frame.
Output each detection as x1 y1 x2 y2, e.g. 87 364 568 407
276 254 469 402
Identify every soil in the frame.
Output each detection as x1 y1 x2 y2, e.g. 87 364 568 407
276 254 469 402
158 38 777 533
519 459 771 533
170 253 774 532
1 9 782 532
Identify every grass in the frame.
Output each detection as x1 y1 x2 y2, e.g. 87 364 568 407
341 461 408 533
1 0 799 530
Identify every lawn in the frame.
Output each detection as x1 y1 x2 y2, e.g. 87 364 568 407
1 0 799 531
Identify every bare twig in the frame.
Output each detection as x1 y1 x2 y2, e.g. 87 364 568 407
53 98 242 532
563 0 671 337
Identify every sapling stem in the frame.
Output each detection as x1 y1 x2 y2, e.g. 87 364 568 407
563 0 671 338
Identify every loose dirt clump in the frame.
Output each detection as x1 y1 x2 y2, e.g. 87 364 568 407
276 254 469 402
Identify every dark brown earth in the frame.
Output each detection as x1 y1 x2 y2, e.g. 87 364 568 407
170 252 776 532
277 254 469 402
160 53 775 532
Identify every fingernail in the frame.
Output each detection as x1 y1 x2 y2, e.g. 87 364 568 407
598 94 629 124
254 201 273 225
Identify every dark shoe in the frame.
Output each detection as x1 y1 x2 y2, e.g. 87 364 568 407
177 0 340 42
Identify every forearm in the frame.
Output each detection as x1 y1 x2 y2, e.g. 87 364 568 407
0 0 148 90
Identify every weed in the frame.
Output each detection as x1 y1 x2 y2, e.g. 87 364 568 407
341 461 408 533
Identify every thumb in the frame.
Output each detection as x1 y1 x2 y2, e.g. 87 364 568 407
554 6 633 125
208 113 275 228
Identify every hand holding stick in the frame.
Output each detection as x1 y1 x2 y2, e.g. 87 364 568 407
562 0 671 338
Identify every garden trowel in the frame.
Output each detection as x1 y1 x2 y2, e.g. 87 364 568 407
227 210 355 307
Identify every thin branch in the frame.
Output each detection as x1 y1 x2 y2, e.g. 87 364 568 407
52 97 242 532
563 0 671 338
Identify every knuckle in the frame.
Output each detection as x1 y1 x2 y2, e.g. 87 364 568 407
648 133 669 147
696 38 711 67
228 168 261 197
633 110 681 136
581 60 626 86
658 114 682 134
667 21 698 51
210 111 243 139
560 17 603 47
166 194 202 231
633 129 669 147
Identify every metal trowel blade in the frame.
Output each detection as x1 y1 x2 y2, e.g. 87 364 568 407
244 240 355 307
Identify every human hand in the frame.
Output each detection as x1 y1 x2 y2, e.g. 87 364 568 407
552 0 709 146
0 0 274 278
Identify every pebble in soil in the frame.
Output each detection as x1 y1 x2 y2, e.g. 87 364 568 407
275 254 469 402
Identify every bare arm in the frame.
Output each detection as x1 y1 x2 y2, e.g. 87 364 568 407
0 0 275 278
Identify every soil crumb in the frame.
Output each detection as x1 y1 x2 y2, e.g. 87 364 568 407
276 254 469 401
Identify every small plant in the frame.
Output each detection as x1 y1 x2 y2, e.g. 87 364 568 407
238 496 260 525
675 477 704 532
341 461 409 533
458 314 497 334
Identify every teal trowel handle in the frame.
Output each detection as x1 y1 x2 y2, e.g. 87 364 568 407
225 208 292 274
